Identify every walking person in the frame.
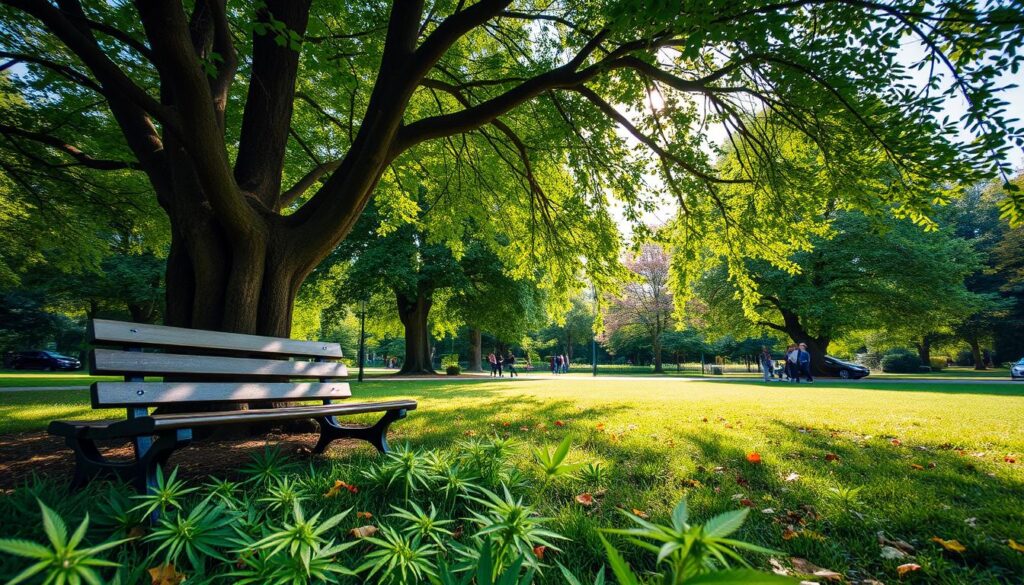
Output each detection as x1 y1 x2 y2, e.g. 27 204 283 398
787 344 800 382
505 351 518 378
797 343 813 383
760 346 774 383
561 354 569 374
488 352 498 377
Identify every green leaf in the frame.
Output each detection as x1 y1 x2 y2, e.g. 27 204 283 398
38 500 68 550
0 538 52 559
684 569 798 584
703 508 749 538
599 535 640 585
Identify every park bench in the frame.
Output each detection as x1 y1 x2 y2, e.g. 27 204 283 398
48 319 416 493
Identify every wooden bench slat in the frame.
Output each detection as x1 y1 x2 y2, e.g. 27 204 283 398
92 381 352 407
88 319 342 358
91 349 349 379
50 400 417 439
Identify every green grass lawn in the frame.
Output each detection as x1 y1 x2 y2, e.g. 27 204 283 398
1 377 1022 582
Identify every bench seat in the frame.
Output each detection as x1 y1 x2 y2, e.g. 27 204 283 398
49 399 417 438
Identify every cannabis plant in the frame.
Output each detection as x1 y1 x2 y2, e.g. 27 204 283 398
0 500 132 585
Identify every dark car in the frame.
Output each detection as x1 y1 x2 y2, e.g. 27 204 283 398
822 356 870 379
10 350 82 371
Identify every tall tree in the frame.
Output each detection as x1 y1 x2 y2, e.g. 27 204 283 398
604 244 674 373
1 0 1021 339
695 211 983 375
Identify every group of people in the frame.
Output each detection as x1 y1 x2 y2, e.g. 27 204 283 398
487 351 518 378
550 354 570 374
760 343 814 383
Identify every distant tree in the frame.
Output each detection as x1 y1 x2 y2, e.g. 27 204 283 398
604 244 674 373
695 211 983 375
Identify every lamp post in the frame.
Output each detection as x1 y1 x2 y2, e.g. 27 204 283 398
358 298 366 382
592 284 598 377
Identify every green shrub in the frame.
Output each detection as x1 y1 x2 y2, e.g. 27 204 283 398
929 357 946 371
881 349 922 373
0 442 791 584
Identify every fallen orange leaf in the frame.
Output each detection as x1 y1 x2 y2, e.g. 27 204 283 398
464 430 478 437
356 511 373 520
896 563 921 576
631 508 649 519
739 498 755 507
1009 539 1024 553
533 545 547 560
575 493 595 506
554 420 565 427
931 536 966 553
148 563 185 585
349 525 378 538
746 452 762 464
910 463 925 470
595 423 605 431
324 480 345 498
891 439 902 446
1005 456 1017 463
782 527 798 540
824 453 840 462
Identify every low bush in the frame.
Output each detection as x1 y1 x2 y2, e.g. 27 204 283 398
881 349 922 373
0 439 791 584
929 357 946 372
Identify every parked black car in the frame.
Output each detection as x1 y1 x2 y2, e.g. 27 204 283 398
822 356 870 379
10 350 82 371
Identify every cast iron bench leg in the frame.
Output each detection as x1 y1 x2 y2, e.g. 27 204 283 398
313 409 407 455
132 429 193 495
65 435 135 490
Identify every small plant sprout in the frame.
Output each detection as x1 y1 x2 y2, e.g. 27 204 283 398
466 485 565 570
602 498 791 583
357 525 440 583
258 475 310 513
0 499 133 585
389 501 454 548
249 501 354 576
240 447 296 485
533 435 584 486
131 465 198 520
580 462 608 488
144 495 235 574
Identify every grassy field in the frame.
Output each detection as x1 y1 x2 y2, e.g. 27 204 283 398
1 377 1023 582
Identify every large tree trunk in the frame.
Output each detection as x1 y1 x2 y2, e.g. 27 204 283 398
969 337 985 370
652 333 664 373
396 286 435 375
915 335 932 365
803 337 831 377
468 327 483 371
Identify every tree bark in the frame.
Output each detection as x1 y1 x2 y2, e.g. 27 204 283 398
468 327 483 371
968 337 985 370
915 335 932 365
652 332 664 373
396 286 435 375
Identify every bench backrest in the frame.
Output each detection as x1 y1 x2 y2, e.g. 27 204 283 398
87 319 350 409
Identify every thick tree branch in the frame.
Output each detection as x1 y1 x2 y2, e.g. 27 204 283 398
0 123 139 170
281 159 341 207
0 51 101 92
2 0 173 128
233 0 311 209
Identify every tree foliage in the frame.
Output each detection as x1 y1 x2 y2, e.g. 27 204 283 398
1 0 1021 337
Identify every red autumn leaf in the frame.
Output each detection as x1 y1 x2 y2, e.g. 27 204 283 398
1005 456 1017 463
746 452 762 464
148 563 185 585
740 498 755 507
825 453 840 462
533 545 546 560
502 421 510 427
575 493 595 506
891 439 903 446
554 420 565 427
356 511 373 520
325 480 355 498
